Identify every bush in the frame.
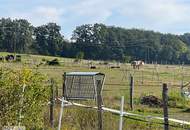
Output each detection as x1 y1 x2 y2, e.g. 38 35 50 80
42 58 47 62
75 51 84 62
168 91 189 108
0 68 49 129
122 55 131 63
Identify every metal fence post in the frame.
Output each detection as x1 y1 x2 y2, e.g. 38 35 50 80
119 96 124 130
97 80 103 130
58 97 64 130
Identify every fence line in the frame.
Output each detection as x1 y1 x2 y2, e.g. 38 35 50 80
57 98 190 126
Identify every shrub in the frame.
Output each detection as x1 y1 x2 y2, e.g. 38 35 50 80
75 51 84 62
0 68 49 129
168 91 189 108
42 58 47 62
122 55 131 63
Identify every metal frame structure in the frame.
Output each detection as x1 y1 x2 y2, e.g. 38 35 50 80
58 72 105 130
63 72 105 100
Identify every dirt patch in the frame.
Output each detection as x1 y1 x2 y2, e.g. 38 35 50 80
140 95 163 107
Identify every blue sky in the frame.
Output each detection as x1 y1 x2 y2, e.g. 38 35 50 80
1 0 190 39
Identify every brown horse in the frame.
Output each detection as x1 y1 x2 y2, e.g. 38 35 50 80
131 60 144 69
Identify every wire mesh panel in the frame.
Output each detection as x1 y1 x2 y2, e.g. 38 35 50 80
63 72 105 100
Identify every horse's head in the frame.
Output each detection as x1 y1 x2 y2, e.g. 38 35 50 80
140 61 145 65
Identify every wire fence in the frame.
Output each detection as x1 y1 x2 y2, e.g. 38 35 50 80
57 98 190 130
0 58 190 129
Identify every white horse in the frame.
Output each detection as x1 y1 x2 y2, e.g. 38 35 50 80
131 60 144 69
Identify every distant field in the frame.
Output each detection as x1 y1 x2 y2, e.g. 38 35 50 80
1 52 190 130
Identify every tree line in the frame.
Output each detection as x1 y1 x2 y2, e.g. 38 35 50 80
1 18 190 64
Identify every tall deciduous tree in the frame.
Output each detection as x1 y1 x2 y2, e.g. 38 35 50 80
0 18 34 53
34 23 64 55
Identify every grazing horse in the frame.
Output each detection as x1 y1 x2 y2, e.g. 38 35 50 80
131 60 144 69
5 55 14 61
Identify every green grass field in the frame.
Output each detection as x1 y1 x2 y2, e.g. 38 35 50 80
1 52 190 130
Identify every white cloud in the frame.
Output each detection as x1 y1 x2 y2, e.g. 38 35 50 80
61 0 190 29
62 0 117 23
9 6 64 26
3 0 190 37
119 0 190 26
35 6 63 22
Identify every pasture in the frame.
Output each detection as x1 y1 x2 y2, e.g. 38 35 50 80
0 52 190 130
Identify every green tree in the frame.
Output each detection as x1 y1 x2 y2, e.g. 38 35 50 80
34 23 64 55
122 55 131 63
75 51 84 62
0 18 34 53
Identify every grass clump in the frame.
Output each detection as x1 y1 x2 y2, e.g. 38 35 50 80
168 91 190 109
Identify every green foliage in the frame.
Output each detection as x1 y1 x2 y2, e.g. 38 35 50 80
168 91 189 108
34 23 64 56
75 51 84 62
0 68 49 129
1 17 190 64
122 55 131 63
71 23 190 63
0 18 33 53
42 58 47 62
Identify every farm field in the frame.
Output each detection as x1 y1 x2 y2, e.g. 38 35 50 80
1 52 190 130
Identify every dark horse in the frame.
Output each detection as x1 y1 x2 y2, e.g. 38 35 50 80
5 55 14 61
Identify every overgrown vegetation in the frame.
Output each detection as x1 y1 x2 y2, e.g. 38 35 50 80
168 91 190 109
0 68 49 129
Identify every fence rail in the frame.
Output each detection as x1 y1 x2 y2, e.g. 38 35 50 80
57 98 190 127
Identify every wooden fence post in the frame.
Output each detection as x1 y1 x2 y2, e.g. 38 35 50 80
119 96 124 130
55 84 58 98
63 72 66 96
97 80 103 130
129 74 134 111
181 65 184 97
50 78 55 128
162 83 169 130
